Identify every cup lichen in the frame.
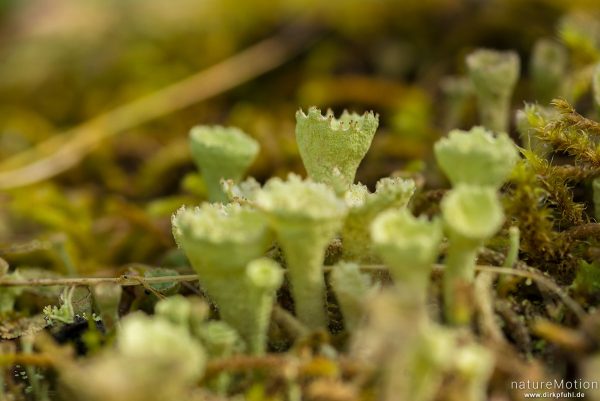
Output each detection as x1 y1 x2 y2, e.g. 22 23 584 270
530 39 568 103
189 125 259 202
434 126 518 189
295 107 378 191
466 49 520 133
440 185 504 324
255 173 347 329
171 203 276 352
371 208 442 306
342 177 415 262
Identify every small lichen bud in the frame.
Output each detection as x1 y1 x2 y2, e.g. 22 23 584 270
189 125 259 202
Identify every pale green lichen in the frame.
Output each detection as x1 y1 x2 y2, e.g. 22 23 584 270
242 257 283 353
172 203 272 269
172 203 277 352
221 176 261 203
530 39 568 103
255 174 347 329
189 125 259 202
117 313 205 379
441 185 504 325
60 312 206 401
434 126 518 189
341 177 415 262
452 343 495 401
154 294 193 328
384 325 455 401
371 209 442 305
329 262 375 331
195 321 244 393
295 107 378 191
466 49 520 133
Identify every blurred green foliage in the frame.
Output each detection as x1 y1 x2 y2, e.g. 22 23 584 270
0 0 599 273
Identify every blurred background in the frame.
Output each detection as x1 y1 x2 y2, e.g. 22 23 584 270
0 0 599 274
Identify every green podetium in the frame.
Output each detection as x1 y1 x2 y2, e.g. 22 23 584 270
434 126 519 189
295 107 378 192
256 174 347 329
530 39 568 104
172 204 281 354
330 262 375 331
435 127 515 324
242 258 284 353
342 177 415 262
189 126 259 202
371 209 442 307
441 186 504 325
466 49 520 133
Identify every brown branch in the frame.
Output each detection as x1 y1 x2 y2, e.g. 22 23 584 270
0 353 54 367
0 274 199 287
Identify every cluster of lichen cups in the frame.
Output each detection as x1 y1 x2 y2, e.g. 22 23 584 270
173 96 518 364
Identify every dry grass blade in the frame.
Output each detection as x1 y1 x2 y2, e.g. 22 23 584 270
0 22 318 189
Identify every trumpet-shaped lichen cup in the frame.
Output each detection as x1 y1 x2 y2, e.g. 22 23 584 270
296 107 378 192
434 126 518 189
342 177 415 262
530 39 568 103
172 203 277 353
256 174 347 329
371 209 442 306
466 49 520 133
189 125 259 202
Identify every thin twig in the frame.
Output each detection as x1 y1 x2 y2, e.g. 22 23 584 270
272 305 310 339
563 223 600 241
474 265 586 320
0 274 199 287
474 272 506 344
1 263 584 320
204 354 293 379
0 353 54 367
0 22 318 189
